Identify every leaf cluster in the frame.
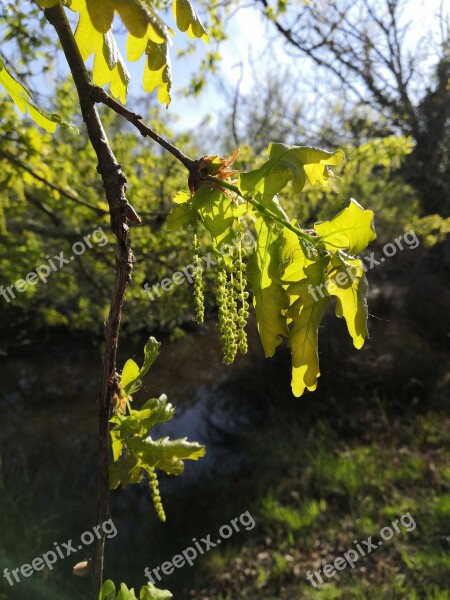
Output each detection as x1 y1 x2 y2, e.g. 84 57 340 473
168 142 377 396
99 579 172 600
109 337 205 519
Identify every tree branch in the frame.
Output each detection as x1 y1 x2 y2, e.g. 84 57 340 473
91 86 197 174
43 5 137 598
0 151 110 216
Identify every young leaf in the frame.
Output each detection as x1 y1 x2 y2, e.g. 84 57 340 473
286 258 331 397
173 0 208 41
247 217 289 357
140 582 173 599
99 580 172 600
117 1 169 41
191 186 236 255
72 0 130 104
122 359 140 393
140 396 175 429
325 252 368 349
116 396 174 438
280 226 310 284
36 0 60 7
122 337 161 395
239 143 345 203
172 190 191 204
0 57 75 133
143 40 172 107
116 582 138 600
86 0 115 33
133 436 206 476
99 580 117 600
315 198 376 255
109 456 142 489
166 203 196 231
110 429 125 461
141 337 162 378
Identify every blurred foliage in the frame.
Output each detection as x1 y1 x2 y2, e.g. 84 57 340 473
0 82 207 343
1 76 448 346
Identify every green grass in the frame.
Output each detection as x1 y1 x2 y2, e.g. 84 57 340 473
183 399 450 599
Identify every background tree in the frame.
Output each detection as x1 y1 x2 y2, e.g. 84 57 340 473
256 0 450 214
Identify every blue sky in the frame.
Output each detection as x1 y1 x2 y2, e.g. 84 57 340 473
120 0 446 131
1 0 447 134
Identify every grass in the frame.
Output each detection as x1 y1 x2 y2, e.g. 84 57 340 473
179 389 450 599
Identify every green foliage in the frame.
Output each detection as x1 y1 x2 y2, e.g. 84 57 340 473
122 336 162 395
297 135 421 239
170 144 376 396
109 337 205 521
99 579 172 600
35 0 208 107
0 88 202 340
0 54 74 132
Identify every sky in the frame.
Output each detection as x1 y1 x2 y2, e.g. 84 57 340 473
1 0 447 135
121 0 447 131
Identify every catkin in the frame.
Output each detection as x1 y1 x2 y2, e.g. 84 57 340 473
192 233 205 323
148 467 166 522
215 259 238 364
234 240 249 354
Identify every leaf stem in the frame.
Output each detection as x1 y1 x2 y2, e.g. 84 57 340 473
204 175 319 247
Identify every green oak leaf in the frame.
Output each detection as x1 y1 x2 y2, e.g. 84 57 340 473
166 203 196 231
99 580 173 600
172 0 208 41
110 429 125 461
99 580 118 600
191 186 236 256
36 0 60 7
315 198 376 255
280 226 310 284
122 336 161 395
172 190 191 204
130 436 206 476
122 359 140 393
116 583 139 600
286 257 331 397
109 455 142 489
116 395 175 439
247 217 289 357
325 252 368 349
0 56 76 133
239 143 344 203
140 583 173 600
143 40 172 107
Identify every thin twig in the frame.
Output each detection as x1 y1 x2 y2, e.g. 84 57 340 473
91 86 197 174
0 151 109 215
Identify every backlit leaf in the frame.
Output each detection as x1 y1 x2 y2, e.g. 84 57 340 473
287 258 331 397
315 198 376 255
325 252 368 349
173 0 208 41
239 143 345 202
167 203 196 231
247 217 289 357
0 57 74 132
